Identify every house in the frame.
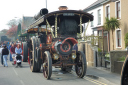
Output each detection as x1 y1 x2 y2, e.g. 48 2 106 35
21 16 35 32
83 0 109 52
83 0 128 52
102 0 128 51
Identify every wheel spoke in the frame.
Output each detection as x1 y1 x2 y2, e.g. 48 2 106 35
42 51 52 79
75 51 86 78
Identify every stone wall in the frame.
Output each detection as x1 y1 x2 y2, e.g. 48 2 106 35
110 50 127 73
78 41 96 67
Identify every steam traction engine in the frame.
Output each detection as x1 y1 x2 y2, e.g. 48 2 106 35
26 9 93 79
121 56 128 85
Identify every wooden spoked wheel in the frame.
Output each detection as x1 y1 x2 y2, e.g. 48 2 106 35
75 51 87 78
29 37 36 72
43 51 52 79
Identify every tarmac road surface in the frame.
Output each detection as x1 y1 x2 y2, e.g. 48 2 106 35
0 60 120 85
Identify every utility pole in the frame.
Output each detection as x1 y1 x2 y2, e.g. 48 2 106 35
46 0 47 8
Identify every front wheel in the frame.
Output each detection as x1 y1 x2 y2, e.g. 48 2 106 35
75 51 87 78
42 51 52 79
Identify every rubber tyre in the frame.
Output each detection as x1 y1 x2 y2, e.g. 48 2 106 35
75 51 87 78
22 42 28 62
43 51 52 79
36 48 41 71
30 37 40 72
35 37 41 71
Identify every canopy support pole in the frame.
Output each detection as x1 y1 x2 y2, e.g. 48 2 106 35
55 15 58 38
80 15 83 37
46 19 55 38
84 20 90 40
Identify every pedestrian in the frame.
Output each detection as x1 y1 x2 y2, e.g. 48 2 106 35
15 44 22 55
14 42 17 48
0 46 4 65
15 44 22 67
2 45 9 67
10 44 16 65
8 43 13 61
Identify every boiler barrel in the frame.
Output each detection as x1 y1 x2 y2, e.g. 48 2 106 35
34 8 48 20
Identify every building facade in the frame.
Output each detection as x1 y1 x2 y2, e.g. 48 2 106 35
103 0 128 51
83 0 109 52
83 0 104 36
83 0 128 51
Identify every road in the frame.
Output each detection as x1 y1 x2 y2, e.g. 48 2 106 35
0 60 120 85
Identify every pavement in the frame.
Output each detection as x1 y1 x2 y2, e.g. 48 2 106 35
85 66 121 85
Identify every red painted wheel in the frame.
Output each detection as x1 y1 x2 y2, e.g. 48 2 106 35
42 51 52 79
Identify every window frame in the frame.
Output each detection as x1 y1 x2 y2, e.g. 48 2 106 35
105 4 110 19
97 9 101 25
115 1 121 19
115 29 122 48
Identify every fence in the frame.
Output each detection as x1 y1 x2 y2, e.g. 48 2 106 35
96 52 110 68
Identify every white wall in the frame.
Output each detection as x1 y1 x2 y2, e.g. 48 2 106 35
84 5 103 36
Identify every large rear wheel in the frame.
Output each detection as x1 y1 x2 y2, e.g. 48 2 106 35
121 56 128 85
42 51 52 79
75 51 87 78
29 37 40 72
35 38 41 71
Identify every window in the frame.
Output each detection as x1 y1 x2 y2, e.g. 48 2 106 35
98 31 102 36
116 1 121 19
91 12 94 27
98 9 101 25
106 6 110 19
116 30 121 47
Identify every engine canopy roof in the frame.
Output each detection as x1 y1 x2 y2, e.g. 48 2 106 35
28 10 93 30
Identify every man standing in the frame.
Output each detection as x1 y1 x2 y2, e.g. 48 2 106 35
10 44 16 65
2 45 9 67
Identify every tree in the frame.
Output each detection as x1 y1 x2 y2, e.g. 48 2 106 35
16 23 21 40
104 17 120 50
6 18 22 40
6 25 18 37
7 18 21 27
7 19 18 27
124 33 128 48
0 29 8 34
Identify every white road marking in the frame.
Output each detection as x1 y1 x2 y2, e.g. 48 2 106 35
71 71 107 85
13 68 18 76
20 80 25 85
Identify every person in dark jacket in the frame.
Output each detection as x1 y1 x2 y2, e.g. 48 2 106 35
2 45 9 67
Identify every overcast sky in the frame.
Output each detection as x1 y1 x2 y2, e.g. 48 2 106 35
0 0 97 31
